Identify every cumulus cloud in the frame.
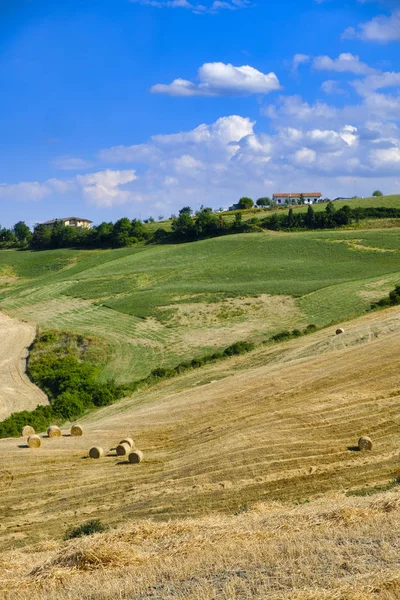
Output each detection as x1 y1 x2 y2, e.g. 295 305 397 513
352 71 400 95
151 62 281 96
76 170 138 207
129 0 250 13
321 80 346 95
291 54 310 73
5 106 400 213
343 11 400 42
313 53 375 75
0 178 72 201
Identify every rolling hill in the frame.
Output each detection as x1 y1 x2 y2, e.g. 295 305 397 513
1 305 400 599
1 227 400 391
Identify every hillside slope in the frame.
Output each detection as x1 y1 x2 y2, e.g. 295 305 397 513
1 228 400 387
2 305 400 598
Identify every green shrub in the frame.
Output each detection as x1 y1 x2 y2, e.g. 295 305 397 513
271 330 292 342
304 324 317 334
64 519 108 540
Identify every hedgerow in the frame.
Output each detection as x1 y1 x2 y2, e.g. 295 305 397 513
0 325 319 438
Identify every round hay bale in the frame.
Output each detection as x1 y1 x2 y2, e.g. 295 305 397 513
71 424 84 437
358 436 373 451
116 442 131 456
47 425 61 438
119 437 134 449
336 328 345 335
22 425 35 437
89 446 104 459
128 449 143 464
28 435 41 449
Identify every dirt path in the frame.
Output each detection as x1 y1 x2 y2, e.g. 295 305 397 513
0 311 48 421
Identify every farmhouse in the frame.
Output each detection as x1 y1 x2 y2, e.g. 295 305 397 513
42 217 93 229
273 193 322 205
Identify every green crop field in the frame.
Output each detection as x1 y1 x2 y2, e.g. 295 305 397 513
1 226 400 383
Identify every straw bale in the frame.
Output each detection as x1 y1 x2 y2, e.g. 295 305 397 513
336 328 345 335
28 435 41 449
116 442 131 456
89 447 104 459
358 436 373 451
128 449 144 464
47 425 61 438
22 425 35 437
119 437 134 448
71 424 84 437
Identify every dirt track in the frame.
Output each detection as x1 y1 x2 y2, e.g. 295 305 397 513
0 311 48 421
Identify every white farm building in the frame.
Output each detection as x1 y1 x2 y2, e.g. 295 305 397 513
273 193 322 205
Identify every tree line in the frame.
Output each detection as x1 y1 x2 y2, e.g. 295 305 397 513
1 202 400 251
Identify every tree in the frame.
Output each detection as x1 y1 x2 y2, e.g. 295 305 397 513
372 190 383 197
179 206 193 217
171 212 196 240
31 224 52 250
287 207 294 228
299 194 305 205
256 197 270 207
305 205 315 229
13 221 31 244
238 197 254 209
233 212 243 229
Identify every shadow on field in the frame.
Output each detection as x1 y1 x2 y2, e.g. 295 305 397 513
347 445 361 452
18 444 29 449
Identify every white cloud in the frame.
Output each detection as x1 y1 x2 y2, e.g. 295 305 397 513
321 80 346 95
291 54 310 73
4 106 400 215
52 157 94 170
0 179 71 201
313 53 375 75
151 62 281 96
129 0 250 13
343 10 400 42
352 71 400 95
76 170 138 207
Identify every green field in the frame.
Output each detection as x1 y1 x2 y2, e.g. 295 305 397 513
1 224 400 384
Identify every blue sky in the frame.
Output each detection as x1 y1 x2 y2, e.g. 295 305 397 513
1 0 400 226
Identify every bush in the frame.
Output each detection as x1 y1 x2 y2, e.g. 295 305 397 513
271 331 292 342
0 331 124 439
64 519 108 540
371 285 400 310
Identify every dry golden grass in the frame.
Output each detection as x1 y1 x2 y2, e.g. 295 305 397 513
2 306 400 597
2 492 400 599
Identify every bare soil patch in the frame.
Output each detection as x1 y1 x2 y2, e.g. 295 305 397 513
0 311 48 421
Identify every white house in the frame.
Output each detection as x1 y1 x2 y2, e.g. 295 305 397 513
42 217 93 229
273 193 322 205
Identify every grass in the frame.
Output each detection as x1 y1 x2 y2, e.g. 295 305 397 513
1 227 400 382
346 476 400 497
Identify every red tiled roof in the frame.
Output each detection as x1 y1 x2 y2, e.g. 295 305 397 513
273 193 322 197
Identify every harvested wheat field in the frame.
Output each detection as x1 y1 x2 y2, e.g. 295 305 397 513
2 306 400 598
0 312 48 421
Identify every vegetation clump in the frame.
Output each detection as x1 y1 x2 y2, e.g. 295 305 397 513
64 519 108 540
371 284 400 310
0 331 123 438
